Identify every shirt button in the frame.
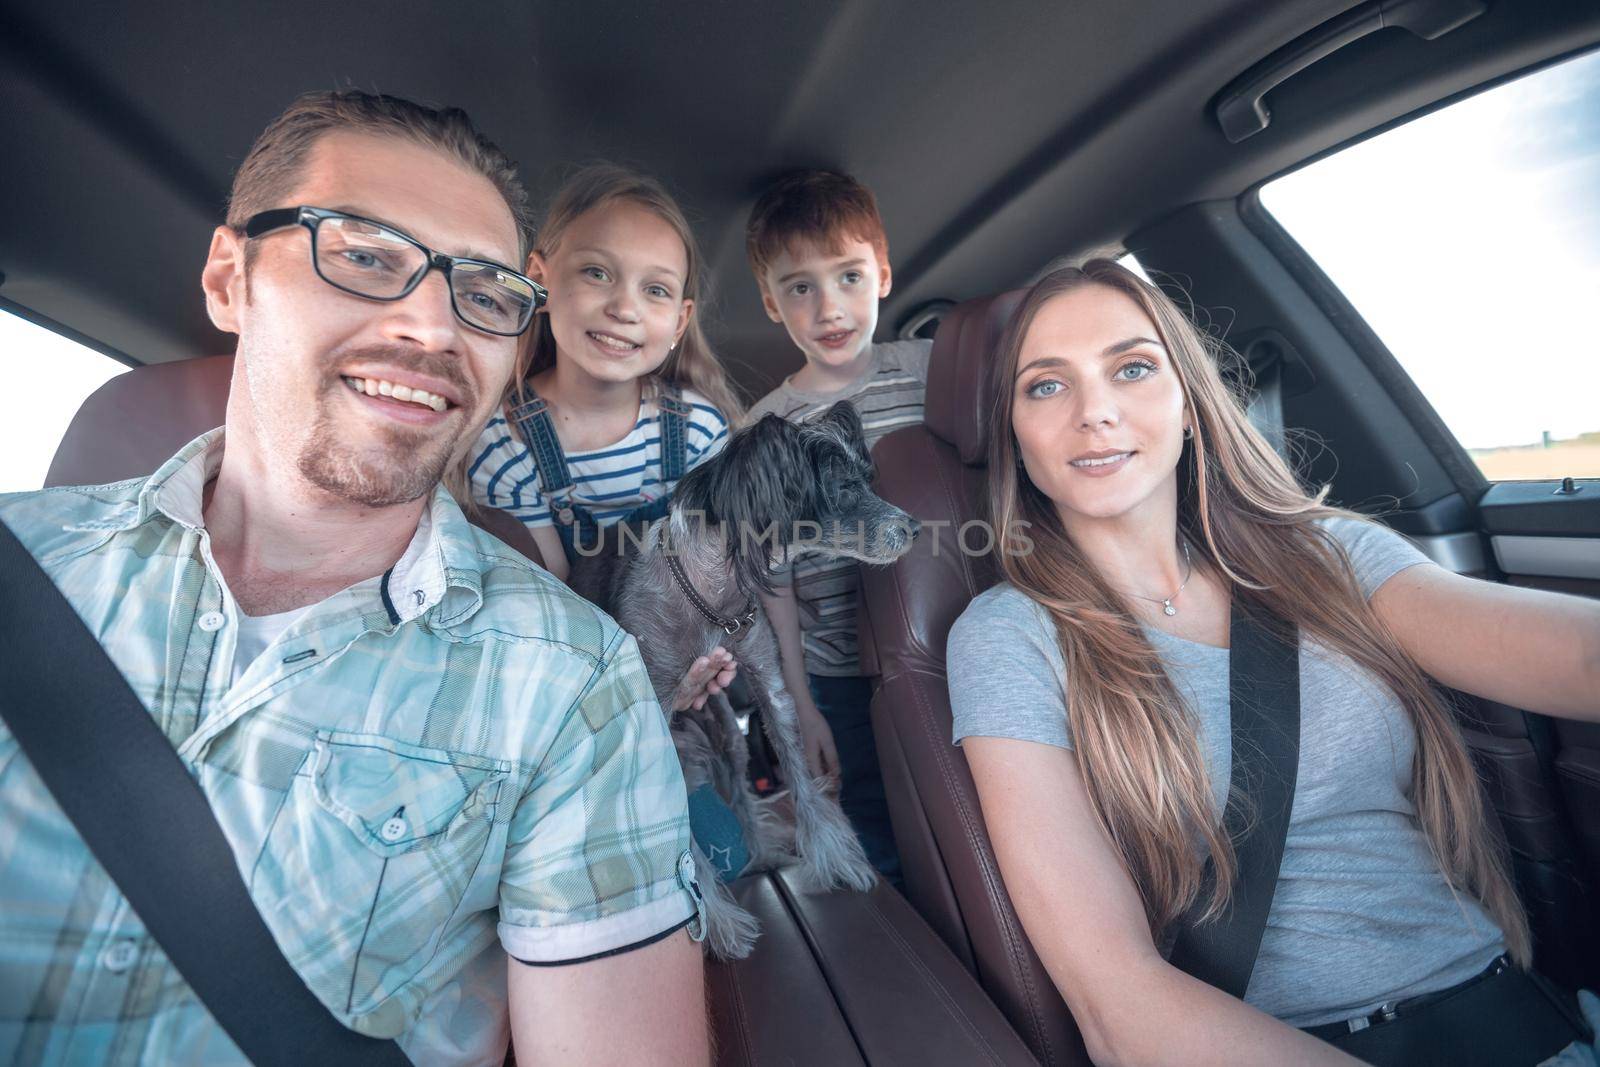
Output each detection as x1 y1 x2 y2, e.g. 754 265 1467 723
198 611 226 632
677 850 701 898
380 816 408 842
101 939 139 973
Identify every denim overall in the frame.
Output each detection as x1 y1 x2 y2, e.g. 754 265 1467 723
507 380 692 566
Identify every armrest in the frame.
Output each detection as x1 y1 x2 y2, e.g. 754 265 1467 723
772 868 1039 1066
706 870 1038 1066
707 873 864 1065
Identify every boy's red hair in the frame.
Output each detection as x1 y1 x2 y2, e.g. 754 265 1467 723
745 169 889 282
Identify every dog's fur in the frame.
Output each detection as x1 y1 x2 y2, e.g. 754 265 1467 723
570 402 918 958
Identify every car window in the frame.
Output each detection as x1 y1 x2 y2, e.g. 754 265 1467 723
1 311 127 492
1259 48 1600 482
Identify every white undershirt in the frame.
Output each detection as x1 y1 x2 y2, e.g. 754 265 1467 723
205 502 435 687
229 604 311 686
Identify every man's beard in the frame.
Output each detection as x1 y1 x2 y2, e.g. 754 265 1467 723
297 408 459 508
294 349 477 508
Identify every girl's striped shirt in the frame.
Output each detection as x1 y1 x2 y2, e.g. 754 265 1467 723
468 385 730 528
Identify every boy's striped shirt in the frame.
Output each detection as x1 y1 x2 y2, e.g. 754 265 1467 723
746 338 933 677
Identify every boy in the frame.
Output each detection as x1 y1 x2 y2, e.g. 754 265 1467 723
744 169 933 885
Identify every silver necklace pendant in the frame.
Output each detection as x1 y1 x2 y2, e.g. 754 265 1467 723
1121 540 1191 618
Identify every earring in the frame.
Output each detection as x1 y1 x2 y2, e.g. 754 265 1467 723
1183 425 1194 440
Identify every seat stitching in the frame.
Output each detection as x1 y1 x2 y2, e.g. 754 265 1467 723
909 671 1055 1062
722 961 757 1066
896 434 979 664
863 891 1007 1065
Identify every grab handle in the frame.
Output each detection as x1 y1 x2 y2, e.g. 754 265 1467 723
1213 0 1487 144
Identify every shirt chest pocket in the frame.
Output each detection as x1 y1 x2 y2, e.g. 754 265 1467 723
254 732 512 1027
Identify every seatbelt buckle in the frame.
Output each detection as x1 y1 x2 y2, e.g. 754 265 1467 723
1348 1001 1399 1033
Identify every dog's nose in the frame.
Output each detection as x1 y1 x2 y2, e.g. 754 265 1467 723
886 516 920 551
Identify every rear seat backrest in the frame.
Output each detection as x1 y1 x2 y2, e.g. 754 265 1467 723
44 354 546 568
861 292 1089 1067
46 354 236 489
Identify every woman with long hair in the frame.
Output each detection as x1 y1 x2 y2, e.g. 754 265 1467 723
946 259 1599 1065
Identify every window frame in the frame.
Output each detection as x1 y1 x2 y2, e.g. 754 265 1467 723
1237 41 1600 501
0 297 138 493
0 296 141 370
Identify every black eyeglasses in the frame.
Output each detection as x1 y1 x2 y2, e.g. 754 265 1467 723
242 206 545 337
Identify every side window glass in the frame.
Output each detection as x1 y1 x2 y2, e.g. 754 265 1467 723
1 310 127 492
1117 250 1152 283
1260 49 1600 482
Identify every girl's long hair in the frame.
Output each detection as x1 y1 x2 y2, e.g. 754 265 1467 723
515 162 745 423
986 259 1528 961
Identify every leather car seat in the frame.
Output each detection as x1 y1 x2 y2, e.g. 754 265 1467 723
858 292 1089 1066
1456 697 1600 990
44 353 547 567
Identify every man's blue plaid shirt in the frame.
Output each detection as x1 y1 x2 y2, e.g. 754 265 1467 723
0 429 701 1066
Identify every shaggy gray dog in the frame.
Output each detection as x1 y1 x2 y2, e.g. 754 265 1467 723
570 402 918 958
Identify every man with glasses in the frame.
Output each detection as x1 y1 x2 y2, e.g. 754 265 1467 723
0 92 708 1065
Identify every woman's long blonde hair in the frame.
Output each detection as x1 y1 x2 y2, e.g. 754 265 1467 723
985 259 1528 961
515 162 745 423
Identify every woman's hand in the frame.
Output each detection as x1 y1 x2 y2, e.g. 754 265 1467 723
671 647 738 712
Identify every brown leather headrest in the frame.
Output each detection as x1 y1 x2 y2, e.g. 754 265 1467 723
923 290 1025 467
43 352 547 569
46 353 235 488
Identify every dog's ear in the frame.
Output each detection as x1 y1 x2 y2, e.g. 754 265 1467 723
819 400 865 444
811 401 871 468
675 415 800 521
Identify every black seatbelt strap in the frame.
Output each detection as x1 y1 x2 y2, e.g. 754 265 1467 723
1167 598 1301 999
0 518 411 1066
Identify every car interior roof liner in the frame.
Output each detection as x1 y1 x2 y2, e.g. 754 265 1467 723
0 6 224 216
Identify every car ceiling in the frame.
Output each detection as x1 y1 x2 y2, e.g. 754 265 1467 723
2 0 1596 402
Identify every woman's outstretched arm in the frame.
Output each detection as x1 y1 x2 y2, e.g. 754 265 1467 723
1371 564 1600 721
964 735 1360 1067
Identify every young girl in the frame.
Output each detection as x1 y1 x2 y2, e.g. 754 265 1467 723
947 260 1599 1065
467 163 743 574
465 163 745 710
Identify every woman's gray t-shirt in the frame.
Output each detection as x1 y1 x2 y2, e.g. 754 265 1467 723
945 517 1505 1027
